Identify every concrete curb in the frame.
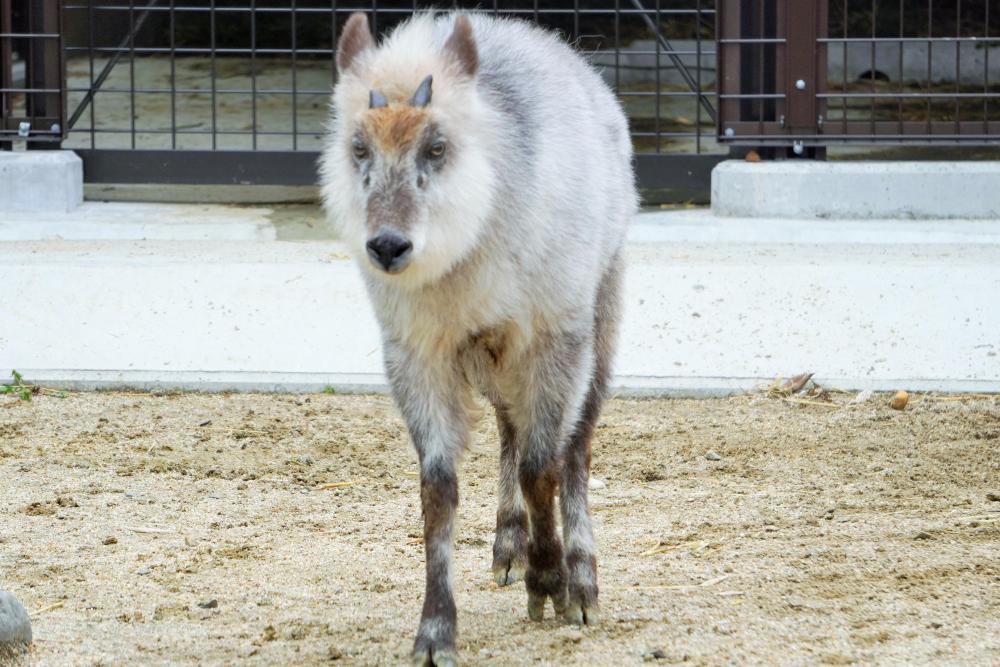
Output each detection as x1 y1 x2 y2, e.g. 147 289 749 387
6 369 998 398
712 160 1000 220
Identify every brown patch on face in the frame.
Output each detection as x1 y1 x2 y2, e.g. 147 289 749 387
364 105 430 154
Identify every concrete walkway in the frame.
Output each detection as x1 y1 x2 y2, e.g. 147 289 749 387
2 204 999 395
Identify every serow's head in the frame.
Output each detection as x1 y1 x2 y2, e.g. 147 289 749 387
321 13 495 288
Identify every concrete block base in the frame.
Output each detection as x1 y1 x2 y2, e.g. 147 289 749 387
0 151 83 213
712 160 1000 220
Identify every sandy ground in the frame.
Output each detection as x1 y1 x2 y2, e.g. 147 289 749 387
1 390 998 666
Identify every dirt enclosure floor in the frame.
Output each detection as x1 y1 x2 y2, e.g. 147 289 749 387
1 390 998 666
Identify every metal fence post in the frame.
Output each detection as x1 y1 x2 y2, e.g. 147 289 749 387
782 0 827 155
0 0 12 150
27 0 65 149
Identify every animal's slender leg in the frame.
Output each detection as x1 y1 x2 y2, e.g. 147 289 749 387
511 329 593 621
561 252 623 625
384 342 468 667
492 406 529 586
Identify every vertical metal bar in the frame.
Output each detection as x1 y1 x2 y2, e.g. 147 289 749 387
573 0 579 42
870 0 876 136
985 0 990 133
291 0 298 150
695 0 702 153
767 0 779 124
784 0 820 136
170 0 176 149
614 0 620 95
0 0 10 150
926 0 932 135
757 0 763 138
816 0 828 144
654 0 661 153
26 0 65 147
718 0 742 132
210 0 217 149
88 0 96 148
331 0 338 88
251 0 257 150
129 0 136 149
55 0 67 144
955 0 961 135
842 0 847 135
898 0 904 137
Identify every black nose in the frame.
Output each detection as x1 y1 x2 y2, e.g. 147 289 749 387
366 231 413 273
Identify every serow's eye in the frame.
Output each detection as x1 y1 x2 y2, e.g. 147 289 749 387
427 140 446 160
352 138 369 160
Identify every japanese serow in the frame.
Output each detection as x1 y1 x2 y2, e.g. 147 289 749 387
320 12 636 666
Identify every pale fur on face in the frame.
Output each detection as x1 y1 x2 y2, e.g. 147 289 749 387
320 15 500 290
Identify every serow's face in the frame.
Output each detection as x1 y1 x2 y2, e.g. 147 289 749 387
327 13 488 288
350 76 451 276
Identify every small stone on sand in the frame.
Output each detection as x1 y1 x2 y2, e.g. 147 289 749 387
852 389 874 404
0 591 32 648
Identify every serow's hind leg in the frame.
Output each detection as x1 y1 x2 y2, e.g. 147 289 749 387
492 406 529 587
514 330 594 622
560 254 622 626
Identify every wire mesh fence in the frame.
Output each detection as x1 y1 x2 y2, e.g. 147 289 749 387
8 2 997 186
57 1 720 158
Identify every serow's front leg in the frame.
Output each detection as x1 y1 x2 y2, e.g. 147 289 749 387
384 345 467 667
414 460 459 667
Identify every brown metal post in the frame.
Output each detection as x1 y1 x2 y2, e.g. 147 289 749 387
27 0 64 149
782 0 826 139
0 0 12 149
716 0 742 137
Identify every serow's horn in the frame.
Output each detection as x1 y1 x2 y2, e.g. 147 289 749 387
369 90 388 109
410 75 433 107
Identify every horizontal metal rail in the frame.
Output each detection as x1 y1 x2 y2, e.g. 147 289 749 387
63 5 717 15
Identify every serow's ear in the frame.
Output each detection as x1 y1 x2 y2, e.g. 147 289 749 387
444 15 479 78
337 13 375 74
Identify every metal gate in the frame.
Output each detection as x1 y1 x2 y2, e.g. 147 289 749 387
717 0 1000 151
0 0 724 197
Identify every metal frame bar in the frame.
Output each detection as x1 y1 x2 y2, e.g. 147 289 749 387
0 0 12 148
75 149 724 200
